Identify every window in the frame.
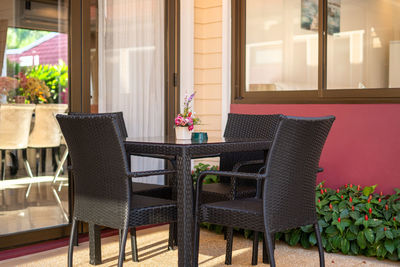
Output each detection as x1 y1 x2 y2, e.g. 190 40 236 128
232 0 400 103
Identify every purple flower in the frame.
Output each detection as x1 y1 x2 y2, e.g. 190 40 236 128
187 92 196 102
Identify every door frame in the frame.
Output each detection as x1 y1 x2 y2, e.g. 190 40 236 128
0 0 180 250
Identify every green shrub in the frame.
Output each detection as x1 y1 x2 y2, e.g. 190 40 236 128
26 62 68 103
192 163 219 184
193 164 400 261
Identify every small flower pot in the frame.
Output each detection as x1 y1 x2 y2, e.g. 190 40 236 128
175 126 192 140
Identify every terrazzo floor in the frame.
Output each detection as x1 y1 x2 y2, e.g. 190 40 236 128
1 225 398 267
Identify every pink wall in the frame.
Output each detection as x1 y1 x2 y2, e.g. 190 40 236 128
231 104 400 194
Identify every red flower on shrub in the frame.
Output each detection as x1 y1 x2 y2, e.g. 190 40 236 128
394 217 396 222
329 203 333 210
345 184 348 188
349 197 352 203
384 227 387 231
350 184 353 188
341 195 344 199
365 215 369 221
368 208 372 215
318 199 320 203
352 206 355 211
385 205 389 211
338 217 341 223
324 189 327 193
378 198 381 203
357 185 360 191
336 189 339 193
320 189 324 195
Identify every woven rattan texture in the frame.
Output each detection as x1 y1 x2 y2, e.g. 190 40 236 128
263 116 335 233
201 113 281 202
200 198 264 231
57 114 131 229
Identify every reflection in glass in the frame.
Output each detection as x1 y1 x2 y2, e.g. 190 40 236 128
246 0 318 92
0 0 69 236
327 0 400 89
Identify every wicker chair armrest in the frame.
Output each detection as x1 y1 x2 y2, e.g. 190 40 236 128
198 170 264 183
127 169 176 178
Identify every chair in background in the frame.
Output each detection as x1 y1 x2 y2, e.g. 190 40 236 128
193 115 335 267
28 104 68 177
0 104 35 183
57 114 177 267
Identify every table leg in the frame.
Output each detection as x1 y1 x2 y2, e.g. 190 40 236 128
89 223 102 265
176 149 194 267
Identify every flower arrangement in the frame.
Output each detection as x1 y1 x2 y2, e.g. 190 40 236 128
174 92 200 131
0 77 19 96
18 72 51 104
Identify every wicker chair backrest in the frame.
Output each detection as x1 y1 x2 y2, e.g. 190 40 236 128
56 114 130 229
219 113 281 183
263 115 335 233
69 111 128 139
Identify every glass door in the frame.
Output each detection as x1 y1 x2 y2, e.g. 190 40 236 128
0 0 69 240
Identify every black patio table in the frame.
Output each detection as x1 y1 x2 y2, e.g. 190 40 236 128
89 136 271 266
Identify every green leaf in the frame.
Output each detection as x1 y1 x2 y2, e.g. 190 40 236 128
346 231 357 241
354 217 364 226
376 244 387 258
338 201 347 211
362 185 377 196
375 230 385 243
384 239 395 254
385 230 394 239
300 233 311 248
349 224 359 235
364 229 375 244
393 204 400 212
325 225 338 236
309 232 317 245
351 242 359 255
350 211 360 220
357 231 367 249
367 219 382 228
289 230 301 246
332 236 341 249
300 224 313 233
318 219 329 228
341 238 350 254
340 209 350 219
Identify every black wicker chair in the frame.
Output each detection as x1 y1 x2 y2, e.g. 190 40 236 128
57 114 177 267
193 115 335 267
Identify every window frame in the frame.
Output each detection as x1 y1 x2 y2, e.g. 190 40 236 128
231 0 400 104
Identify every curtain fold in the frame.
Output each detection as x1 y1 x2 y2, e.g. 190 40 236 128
99 0 165 184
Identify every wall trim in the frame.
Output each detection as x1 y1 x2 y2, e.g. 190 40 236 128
180 0 194 112
221 0 231 134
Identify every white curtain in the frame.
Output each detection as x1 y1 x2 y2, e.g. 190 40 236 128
98 0 165 184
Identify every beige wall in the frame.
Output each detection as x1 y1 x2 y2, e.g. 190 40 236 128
193 0 223 166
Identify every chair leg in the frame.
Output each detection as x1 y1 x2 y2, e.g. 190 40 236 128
130 228 139 262
118 227 129 267
262 236 268 264
53 148 68 184
315 223 325 267
252 231 259 265
168 223 175 250
193 220 201 267
225 227 233 265
41 148 46 173
119 229 126 261
264 231 276 267
68 218 78 267
1 150 5 180
35 149 40 177
23 150 35 198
